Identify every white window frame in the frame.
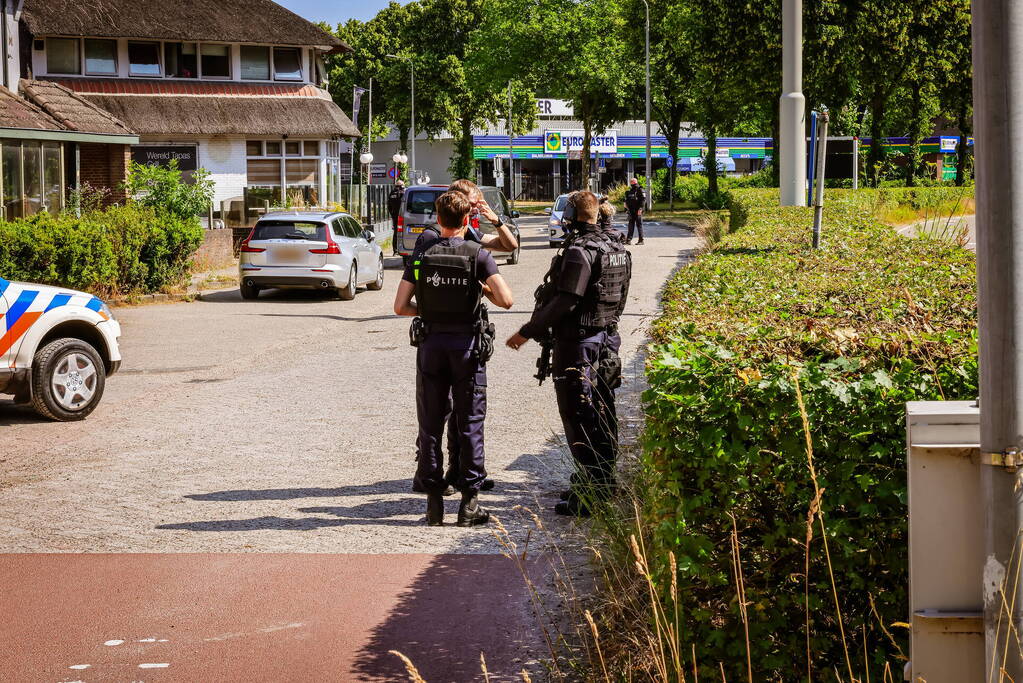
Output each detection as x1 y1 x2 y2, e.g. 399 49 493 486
199 43 233 80
239 45 271 81
83 38 118 76
127 40 163 78
46 37 82 76
271 46 304 82
163 41 198 80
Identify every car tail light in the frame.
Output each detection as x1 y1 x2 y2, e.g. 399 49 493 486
396 215 404 233
239 229 265 253
309 229 341 254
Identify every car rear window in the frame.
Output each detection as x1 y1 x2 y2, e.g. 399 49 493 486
252 220 327 241
553 195 568 211
406 190 444 215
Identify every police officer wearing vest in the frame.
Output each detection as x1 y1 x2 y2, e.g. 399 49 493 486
394 190 514 526
387 180 405 256
408 180 517 497
624 178 645 245
506 191 631 516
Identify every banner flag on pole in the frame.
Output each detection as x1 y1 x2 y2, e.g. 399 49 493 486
352 86 367 122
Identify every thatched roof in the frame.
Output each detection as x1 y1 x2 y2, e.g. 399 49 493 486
83 94 361 137
0 86 63 131
22 0 350 50
22 80 134 135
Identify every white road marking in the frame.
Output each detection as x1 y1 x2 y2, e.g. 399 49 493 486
138 663 170 669
104 639 124 646
68 664 91 670
137 638 157 642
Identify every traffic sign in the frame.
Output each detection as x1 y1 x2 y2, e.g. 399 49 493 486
388 166 397 179
665 156 674 168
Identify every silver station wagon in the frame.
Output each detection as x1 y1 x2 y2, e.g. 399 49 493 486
238 211 384 300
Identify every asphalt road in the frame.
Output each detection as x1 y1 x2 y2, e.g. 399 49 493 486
0 215 698 681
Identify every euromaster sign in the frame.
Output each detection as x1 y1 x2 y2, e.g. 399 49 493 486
543 130 618 154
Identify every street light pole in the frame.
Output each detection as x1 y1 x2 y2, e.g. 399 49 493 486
975 0 1023 678
779 0 806 206
642 0 651 211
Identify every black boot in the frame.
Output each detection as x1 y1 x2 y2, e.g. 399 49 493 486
413 479 456 496
456 492 490 527
426 492 444 526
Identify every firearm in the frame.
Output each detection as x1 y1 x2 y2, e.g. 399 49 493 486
534 333 553 385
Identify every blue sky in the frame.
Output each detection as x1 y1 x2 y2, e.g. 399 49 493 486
277 0 402 27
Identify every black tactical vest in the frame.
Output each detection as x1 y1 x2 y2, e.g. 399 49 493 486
572 230 632 328
413 239 483 325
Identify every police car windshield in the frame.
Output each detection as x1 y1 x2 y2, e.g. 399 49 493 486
553 196 569 211
407 190 444 215
252 221 327 241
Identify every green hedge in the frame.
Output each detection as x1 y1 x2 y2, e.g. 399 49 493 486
0 206 204 296
642 188 976 677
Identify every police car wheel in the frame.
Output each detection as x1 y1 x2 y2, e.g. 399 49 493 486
367 256 384 291
507 247 520 265
338 264 357 301
30 338 106 422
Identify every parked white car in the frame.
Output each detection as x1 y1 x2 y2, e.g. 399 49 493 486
0 277 121 421
238 211 384 300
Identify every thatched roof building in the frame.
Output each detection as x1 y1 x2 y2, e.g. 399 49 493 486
22 0 350 50
0 86 63 131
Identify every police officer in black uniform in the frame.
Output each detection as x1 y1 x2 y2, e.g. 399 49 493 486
408 180 517 496
506 191 631 516
624 178 645 245
394 190 514 526
387 180 405 256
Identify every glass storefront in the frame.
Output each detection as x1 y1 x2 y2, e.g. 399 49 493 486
0 140 64 219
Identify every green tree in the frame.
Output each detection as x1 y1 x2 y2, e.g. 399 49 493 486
122 161 214 220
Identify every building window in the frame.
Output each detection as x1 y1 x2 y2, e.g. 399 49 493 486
3 142 21 219
273 47 302 81
42 143 63 212
22 143 42 216
265 141 282 156
84 39 117 75
285 141 301 156
303 141 319 156
240 46 270 80
246 140 263 156
200 44 231 79
165 42 197 78
128 42 161 76
46 38 80 75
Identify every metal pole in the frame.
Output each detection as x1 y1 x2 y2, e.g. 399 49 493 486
811 112 828 249
410 62 416 183
779 0 806 206
851 137 859 189
806 111 817 207
643 0 651 211
976 1 1023 679
508 80 514 207
367 77 373 187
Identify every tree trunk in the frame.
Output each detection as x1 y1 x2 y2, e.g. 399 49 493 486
770 108 780 186
449 115 474 181
868 94 886 187
906 87 924 187
956 107 972 186
706 129 718 196
398 125 410 184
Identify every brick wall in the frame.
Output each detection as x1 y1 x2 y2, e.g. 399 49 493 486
79 143 130 205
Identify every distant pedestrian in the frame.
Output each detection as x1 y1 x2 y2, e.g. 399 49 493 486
624 178 645 245
387 180 405 255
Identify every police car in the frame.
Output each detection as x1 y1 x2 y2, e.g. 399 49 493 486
0 277 121 421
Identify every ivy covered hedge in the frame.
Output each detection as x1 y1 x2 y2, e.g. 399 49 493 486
642 188 976 676
0 205 204 296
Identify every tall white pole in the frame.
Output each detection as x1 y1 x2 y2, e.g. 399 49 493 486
975 0 1023 678
410 62 416 183
367 77 373 187
644 0 652 210
779 0 806 206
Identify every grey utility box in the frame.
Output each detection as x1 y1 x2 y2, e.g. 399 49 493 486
906 400 983 682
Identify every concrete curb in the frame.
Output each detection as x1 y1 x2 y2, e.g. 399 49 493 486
109 286 236 307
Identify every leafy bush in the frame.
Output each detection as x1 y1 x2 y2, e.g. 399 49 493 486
641 188 976 678
123 160 215 219
0 206 203 296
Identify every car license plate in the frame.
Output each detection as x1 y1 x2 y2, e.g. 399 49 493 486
409 226 425 234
